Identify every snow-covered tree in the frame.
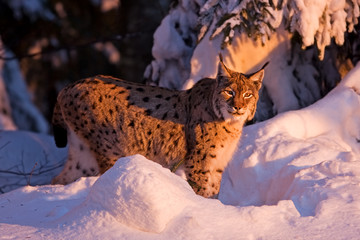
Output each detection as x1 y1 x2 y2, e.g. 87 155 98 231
144 0 201 89
1 37 48 132
0 40 16 130
145 0 360 121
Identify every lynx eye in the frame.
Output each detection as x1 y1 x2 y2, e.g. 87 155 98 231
243 92 253 99
224 89 235 97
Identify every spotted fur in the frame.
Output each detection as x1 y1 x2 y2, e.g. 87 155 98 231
52 56 266 198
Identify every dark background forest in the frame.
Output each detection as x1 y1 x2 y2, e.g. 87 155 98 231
0 0 172 121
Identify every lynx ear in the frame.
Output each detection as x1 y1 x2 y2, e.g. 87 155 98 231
249 69 264 90
250 69 264 82
217 53 233 77
249 62 268 90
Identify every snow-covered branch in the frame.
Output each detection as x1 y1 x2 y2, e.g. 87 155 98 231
200 0 360 60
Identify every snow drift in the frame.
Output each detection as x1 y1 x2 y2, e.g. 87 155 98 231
220 64 360 215
0 130 66 193
86 155 194 233
1 65 360 238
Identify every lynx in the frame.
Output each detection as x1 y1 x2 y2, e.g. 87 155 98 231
52 55 266 198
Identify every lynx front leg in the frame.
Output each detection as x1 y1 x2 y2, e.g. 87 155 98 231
184 121 240 198
184 152 224 198
52 129 99 184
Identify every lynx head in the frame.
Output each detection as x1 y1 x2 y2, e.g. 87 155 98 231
212 55 267 123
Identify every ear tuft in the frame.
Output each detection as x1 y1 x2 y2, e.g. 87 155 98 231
261 61 269 70
219 53 224 63
217 53 232 77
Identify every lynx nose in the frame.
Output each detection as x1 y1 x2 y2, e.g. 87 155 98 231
233 106 243 112
232 106 246 114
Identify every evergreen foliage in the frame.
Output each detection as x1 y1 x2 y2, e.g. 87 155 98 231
199 0 360 60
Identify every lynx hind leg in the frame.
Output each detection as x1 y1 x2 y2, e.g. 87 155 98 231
52 129 99 185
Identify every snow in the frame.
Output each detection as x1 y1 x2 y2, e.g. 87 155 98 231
144 1 198 89
201 0 358 60
287 0 358 59
0 130 66 193
1 63 360 239
87 155 193 233
2 54 49 133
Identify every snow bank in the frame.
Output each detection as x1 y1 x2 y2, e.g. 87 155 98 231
220 62 360 217
0 154 303 239
0 130 66 193
1 148 360 238
86 155 194 233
